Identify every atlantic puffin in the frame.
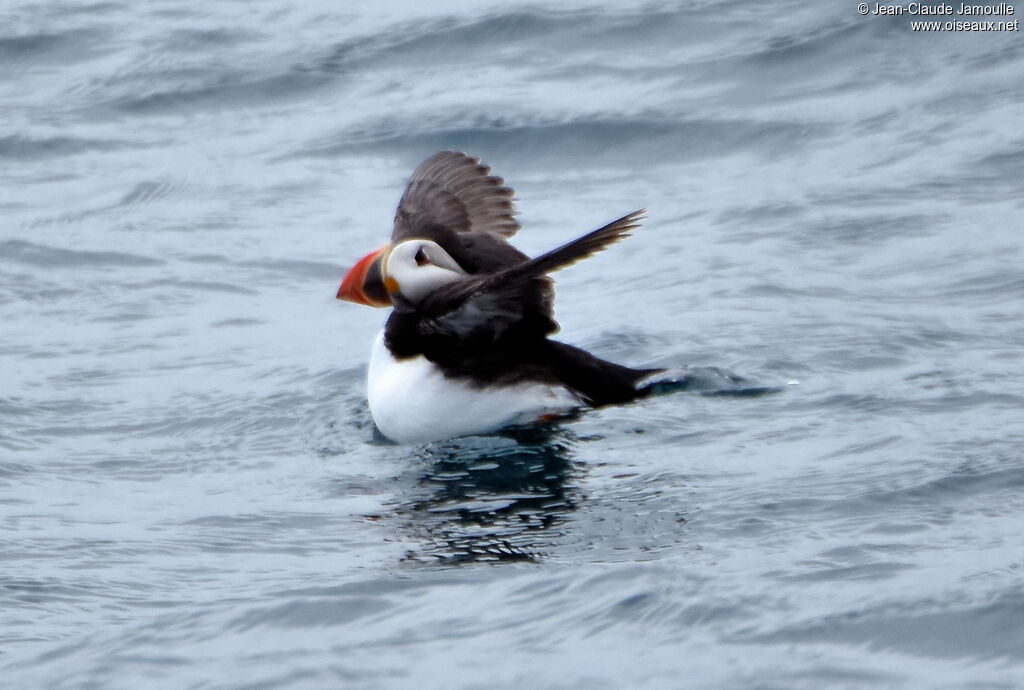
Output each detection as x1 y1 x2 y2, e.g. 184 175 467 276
337 151 662 443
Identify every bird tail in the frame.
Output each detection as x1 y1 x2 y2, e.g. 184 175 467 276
544 340 663 407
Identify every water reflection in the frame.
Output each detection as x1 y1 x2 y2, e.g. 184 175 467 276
382 368 779 565
395 426 582 564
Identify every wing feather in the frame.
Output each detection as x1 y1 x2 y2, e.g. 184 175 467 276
392 151 520 243
417 210 645 346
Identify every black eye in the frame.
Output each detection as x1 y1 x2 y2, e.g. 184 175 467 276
414 247 429 266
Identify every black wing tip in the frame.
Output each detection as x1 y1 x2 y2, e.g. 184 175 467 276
498 207 650 282
594 209 647 242
616 208 647 229
588 208 648 242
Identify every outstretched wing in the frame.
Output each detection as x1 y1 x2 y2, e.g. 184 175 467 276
419 210 645 348
392 151 520 243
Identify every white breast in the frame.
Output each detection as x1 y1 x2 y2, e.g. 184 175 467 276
365 332 582 444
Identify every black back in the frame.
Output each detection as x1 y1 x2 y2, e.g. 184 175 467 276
384 207 661 406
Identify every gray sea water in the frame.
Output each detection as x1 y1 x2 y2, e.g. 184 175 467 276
3 1 1024 687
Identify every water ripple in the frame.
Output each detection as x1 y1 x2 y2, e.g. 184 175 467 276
0 240 164 268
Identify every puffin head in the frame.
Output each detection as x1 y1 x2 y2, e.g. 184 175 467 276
337 239 467 310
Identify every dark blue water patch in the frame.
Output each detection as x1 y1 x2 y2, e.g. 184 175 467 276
320 11 553 70
295 113 827 168
0 240 163 269
760 9 1004 81
767 664 905 689
0 135 132 160
717 201 805 232
706 11 1010 109
89 309 152 324
913 391 1024 416
974 145 1024 178
936 270 1024 304
872 131 1024 204
160 27 264 53
305 365 365 397
819 435 902 461
186 511 335 531
0 455 36 476
96 68 333 117
179 253 231 264
20 180 179 229
30 2 123 19
762 462 1024 530
738 282 854 302
388 431 585 564
733 586 1024 661
778 560 916 583
825 351 910 373
239 258 344 281
642 366 785 399
313 5 759 80
922 79 1022 124
692 14 898 92
0 396 37 420
567 5 735 49
137 278 257 296
116 179 188 206
962 145 1024 200
0 275 84 304
228 596 392 632
28 415 164 439
0 578 111 631
746 13 871 68
578 329 674 364
789 212 942 249
0 27 110 67
792 384 1024 426
18 384 326 450
310 401 376 457
0 396 114 428
313 8 636 75
563 564 713 633
211 317 264 328
911 172 1024 205
962 34 1024 71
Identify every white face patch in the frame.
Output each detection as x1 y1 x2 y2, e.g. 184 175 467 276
385 239 468 304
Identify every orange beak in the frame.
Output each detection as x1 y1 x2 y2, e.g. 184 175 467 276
337 246 392 307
